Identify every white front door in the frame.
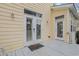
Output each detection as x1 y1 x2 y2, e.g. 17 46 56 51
25 15 41 42
26 15 36 41
36 19 41 40
55 19 64 40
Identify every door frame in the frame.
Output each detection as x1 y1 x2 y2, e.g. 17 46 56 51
55 18 64 40
24 14 42 45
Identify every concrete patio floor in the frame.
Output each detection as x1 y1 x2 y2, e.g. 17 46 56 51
7 40 79 56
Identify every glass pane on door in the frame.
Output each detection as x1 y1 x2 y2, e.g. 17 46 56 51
26 18 32 41
57 21 63 37
36 20 41 39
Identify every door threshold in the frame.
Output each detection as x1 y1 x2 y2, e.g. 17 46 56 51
25 40 42 47
55 39 64 41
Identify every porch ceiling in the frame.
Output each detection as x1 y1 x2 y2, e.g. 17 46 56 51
51 3 79 20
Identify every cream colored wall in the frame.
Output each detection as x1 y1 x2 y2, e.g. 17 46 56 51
0 3 51 53
69 10 77 43
51 8 71 43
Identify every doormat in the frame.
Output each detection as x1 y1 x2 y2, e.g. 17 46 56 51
28 43 44 51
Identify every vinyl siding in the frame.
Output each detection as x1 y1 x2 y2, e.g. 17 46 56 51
0 3 51 53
